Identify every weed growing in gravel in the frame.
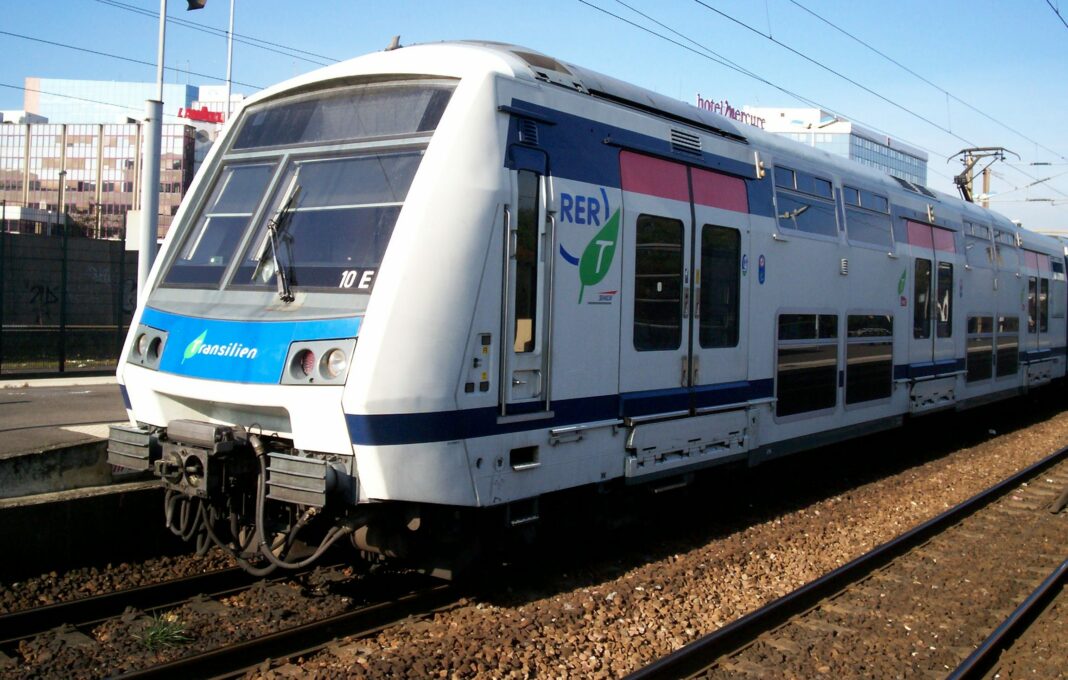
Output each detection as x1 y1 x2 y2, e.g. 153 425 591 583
135 612 193 650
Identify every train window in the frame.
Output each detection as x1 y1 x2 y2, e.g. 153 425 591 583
844 186 860 206
776 193 837 237
936 262 953 338
913 259 932 339
776 313 838 417
513 170 540 352
1040 278 1049 332
996 316 1019 377
699 225 740 348
966 315 994 382
812 177 833 199
232 81 456 150
845 205 892 247
232 151 422 291
1052 260 1065 275
775 167 795 190
164 162 275 286
846 314 893 404
965 234 993 268
634 215 684 351
862 191 889 213
1028 277 1038 333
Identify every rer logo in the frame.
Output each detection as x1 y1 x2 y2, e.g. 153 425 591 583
558 188 619 303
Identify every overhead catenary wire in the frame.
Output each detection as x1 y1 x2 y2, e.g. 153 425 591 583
93 0 338 66
583 1 959 183
1 81 189 123
0 28 264 90
786 0 1068 170
684 0 1068 203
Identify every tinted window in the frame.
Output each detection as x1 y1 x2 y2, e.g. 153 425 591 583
846 206 892 247
233 82 455 150
777 194 837 237
699 226 740 348
513 170 539 352
164 163 275 285
233 152 421 291
914 259 932 339
936 262 953 338
634 215 683 351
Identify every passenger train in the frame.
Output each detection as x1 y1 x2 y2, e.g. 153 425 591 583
109 41 1067 574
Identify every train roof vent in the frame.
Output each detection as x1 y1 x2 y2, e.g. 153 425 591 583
518 119 539 146
671 128 702 157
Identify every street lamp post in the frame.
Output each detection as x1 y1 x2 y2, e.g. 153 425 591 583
57 169 68 372
137 0 204 301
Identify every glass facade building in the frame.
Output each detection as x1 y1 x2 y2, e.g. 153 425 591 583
746 107 928 186
0 122 195 238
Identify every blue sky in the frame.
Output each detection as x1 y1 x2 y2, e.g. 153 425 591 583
3 0 1067 229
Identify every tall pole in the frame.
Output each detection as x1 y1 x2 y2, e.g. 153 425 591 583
139 0 167 299
981 167 991 209
225 0 235 121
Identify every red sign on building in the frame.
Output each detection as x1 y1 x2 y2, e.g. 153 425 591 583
178 107 225 124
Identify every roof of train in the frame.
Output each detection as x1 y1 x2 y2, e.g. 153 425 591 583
235 40 1062 253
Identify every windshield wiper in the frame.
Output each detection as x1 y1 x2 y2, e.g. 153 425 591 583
256 183 301 303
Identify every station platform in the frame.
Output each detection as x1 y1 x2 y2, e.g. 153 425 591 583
0 375 130 499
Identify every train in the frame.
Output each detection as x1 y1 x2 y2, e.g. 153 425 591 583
108 41 1067 575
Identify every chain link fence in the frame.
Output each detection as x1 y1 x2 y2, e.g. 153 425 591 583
1 205 137 376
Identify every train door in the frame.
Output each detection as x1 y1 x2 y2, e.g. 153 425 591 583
690 167 749 407
618 151 750 415
501 164 553 415
618 152 692 409
905 220 956 371
1023 251 1050 355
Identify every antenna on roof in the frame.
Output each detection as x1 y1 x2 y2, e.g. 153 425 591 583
386 36 402 51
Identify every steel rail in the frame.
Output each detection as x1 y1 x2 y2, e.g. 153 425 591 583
625 445 1068 680
114 582 456 679
947 555 1068 680
0 567 255 650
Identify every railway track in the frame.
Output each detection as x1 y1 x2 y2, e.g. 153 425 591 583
626 446 1068 679
0 566 256 655
0 560 455 679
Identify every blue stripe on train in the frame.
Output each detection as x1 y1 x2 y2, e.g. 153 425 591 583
345 378 775 446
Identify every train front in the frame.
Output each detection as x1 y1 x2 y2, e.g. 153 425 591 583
109 61 462 574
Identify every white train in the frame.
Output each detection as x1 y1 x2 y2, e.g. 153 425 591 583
109 41 1067 574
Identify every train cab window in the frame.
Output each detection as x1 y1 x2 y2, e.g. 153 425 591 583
164 163 275 286
844 185 892 247
776 313 838 417
996 316 1019 377
913 259 932 339
634 215 684 351
936 262 953 338
966 316 994 382
513 170 540 352
845 314 893 404
232 151 422 291
774 166 838 238
699 225 740 348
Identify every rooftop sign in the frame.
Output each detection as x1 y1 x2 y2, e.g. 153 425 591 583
696 95 765 129
178 107 224 124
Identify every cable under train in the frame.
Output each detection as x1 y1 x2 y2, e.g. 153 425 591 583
109 41 1068 575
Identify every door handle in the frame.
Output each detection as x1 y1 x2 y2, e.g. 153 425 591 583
512 378 527 386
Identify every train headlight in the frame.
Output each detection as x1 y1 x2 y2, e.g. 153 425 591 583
127 325 168 370
293 349 316 378
321 348 348 379
281 338 355 385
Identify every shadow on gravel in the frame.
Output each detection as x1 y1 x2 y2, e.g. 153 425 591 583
474 386 1068 606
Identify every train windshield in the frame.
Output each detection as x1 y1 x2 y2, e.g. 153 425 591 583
162 80 455 292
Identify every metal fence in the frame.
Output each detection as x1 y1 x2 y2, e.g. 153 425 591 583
1 208 137 376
